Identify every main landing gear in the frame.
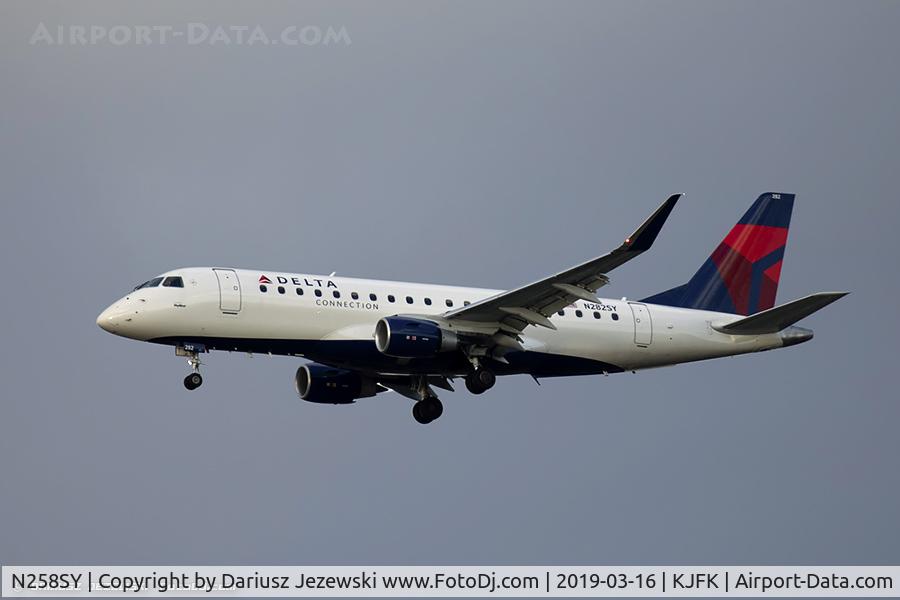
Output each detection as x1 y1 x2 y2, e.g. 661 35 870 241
410 365 495 424
465 367 496 395
408 375 444 425
177 345 204 390
412 396 443 424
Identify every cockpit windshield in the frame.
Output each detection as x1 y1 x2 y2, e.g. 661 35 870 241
133 277 164 290
162 276 184 288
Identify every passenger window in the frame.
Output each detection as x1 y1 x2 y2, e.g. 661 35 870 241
558 310 565 316
424 298 432 306
612 313 619 321
464 301 471 306
406 296 413 304
593 311 601 319
296 288 303 296
259 285 268 293
370 293 377 301
315 289 322 297
333 291 341 299
278 286 285 294
575 310 583 318
351 292 359 300
388 295 395 303
446 299 453 307
162 276 184 288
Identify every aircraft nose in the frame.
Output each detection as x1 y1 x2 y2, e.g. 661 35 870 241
96 306 116 333
96 303 127 334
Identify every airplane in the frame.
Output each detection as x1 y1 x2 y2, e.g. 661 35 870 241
97 192 847 424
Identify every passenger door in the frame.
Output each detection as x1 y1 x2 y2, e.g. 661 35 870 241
629 302 652 346
214 268 242 313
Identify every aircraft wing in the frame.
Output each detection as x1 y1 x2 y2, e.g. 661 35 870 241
442 194 681 334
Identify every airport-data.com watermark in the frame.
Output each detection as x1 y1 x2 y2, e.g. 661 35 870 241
29 22 352 47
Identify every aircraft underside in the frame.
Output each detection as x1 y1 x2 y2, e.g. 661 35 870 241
149 336 626 379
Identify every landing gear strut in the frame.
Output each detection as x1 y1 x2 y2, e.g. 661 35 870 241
177 346 204 390
408 375 444 424
465 367 496 395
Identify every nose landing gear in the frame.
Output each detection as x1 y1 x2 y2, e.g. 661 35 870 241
184 372 203 390
176 344 206 390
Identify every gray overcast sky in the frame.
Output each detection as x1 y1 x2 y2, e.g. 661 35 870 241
1 0 899 567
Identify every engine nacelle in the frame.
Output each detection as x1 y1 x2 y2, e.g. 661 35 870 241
374 316 458 358
295 363 378 404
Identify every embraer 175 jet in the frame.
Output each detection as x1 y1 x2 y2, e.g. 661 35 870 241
97 193 846 424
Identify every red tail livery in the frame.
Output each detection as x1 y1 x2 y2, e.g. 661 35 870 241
643 192 794 315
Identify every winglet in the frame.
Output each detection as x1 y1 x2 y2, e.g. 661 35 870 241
623 193 682 252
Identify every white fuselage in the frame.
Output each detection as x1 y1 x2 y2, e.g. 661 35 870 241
97 267 790 377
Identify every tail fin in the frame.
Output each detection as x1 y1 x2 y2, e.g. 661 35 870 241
642 192 794 315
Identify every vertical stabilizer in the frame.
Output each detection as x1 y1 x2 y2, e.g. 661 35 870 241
642 192 794 315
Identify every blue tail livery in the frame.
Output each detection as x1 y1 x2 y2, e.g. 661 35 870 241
642 192 794 315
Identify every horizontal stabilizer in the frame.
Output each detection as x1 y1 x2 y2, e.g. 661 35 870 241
713 292 849 335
